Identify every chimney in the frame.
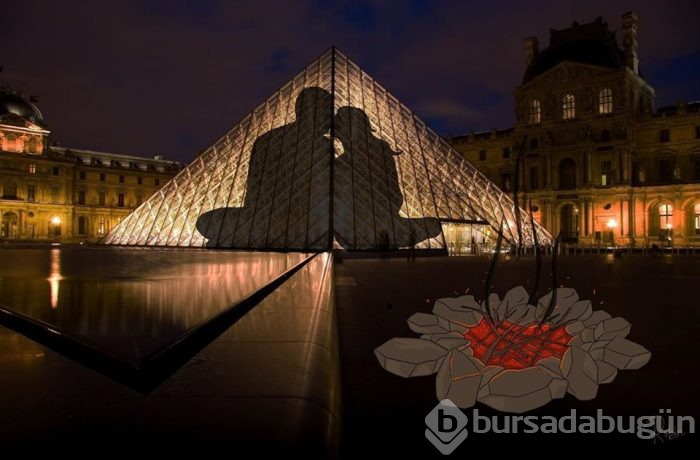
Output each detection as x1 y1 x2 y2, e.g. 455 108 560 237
524 36 539 67
622 11 639 75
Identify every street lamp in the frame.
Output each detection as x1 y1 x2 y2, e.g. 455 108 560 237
50 215 61 239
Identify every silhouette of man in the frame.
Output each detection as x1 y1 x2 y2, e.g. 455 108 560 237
196 87 333 248
333 106 441 250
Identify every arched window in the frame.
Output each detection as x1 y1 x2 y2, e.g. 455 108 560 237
529 99 541 124
562 94 576 119
659 203 673 229
559 158 577 190
599 88 613 114
695 203 700 235
1 212 19 238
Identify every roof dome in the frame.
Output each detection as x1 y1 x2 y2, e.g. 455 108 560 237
0 90 44 123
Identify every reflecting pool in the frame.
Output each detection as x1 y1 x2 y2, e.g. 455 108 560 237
0 247 309 364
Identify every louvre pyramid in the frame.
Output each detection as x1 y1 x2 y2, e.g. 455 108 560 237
102 48 552 250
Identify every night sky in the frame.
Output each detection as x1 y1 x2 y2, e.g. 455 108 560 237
2 0 699 164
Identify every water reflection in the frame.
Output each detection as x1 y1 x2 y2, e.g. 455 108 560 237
49 248 62 309
0 248 309 364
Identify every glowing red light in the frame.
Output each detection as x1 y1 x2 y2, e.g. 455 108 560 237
463 318 572 370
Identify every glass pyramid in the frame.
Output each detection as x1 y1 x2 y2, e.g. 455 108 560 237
102 48 552 250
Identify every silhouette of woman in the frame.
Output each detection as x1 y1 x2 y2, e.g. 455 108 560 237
333 106 441 250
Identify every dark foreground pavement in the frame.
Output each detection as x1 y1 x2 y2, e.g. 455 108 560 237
335 253 699 456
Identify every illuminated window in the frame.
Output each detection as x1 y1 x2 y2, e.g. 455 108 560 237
601 160 612 186
562 94 576 120
27 185 35 202
29 163 36 174
659 203 673 229
695 204 700 235
598 88 613 114
98 217 106 235
529 99 541 124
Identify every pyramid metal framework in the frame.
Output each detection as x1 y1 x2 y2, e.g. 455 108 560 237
102 48 552 250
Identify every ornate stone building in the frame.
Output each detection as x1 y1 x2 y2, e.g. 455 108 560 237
449 13 700 247
0 88 181 242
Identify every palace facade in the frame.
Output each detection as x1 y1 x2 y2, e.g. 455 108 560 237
449 13 700 247
0 88 181 242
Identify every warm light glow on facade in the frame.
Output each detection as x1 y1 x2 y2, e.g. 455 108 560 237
50 215 61 226
607 218 618 229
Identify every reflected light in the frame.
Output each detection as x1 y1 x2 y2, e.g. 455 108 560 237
606 218 618 229
50 215 61 226
666 223 673 230
48 249 62 309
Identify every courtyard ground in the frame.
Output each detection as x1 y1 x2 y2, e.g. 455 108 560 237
335 253 699 455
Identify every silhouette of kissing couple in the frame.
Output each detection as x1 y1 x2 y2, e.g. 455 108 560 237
196 87 441 250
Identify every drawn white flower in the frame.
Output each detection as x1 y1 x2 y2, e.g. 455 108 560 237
375 285 651 413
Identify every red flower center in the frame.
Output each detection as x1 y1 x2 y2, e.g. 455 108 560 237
463 317 572 370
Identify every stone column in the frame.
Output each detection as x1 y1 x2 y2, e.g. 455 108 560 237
629 195 636 246
675 203 686 246
620 199 626 237
585 151 593 184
